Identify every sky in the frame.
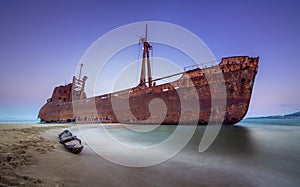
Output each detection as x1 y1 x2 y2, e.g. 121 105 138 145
0 0 299 119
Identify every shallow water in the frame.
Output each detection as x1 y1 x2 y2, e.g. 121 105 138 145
64 119 300 186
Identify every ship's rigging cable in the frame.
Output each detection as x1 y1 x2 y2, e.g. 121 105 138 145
183 58 221 71
151 46 153 82
136 39 221 85
143 58 223 84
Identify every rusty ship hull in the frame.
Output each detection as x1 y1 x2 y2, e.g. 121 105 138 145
38 56 259 125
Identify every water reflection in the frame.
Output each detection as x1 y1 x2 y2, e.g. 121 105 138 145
175 125 254 156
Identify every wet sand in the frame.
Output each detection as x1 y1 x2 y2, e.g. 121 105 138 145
1 123 300 186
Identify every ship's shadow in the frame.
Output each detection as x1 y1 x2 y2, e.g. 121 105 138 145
185 125 255 156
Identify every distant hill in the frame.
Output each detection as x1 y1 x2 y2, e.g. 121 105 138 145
283 111 300 118
247 111 300 119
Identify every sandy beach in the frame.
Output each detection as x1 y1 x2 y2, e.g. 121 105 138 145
0 124 74 186
1 122 300 186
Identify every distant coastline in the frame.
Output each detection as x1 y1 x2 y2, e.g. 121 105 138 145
246 111 300 119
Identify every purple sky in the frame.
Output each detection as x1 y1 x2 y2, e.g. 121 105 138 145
0 0 299 119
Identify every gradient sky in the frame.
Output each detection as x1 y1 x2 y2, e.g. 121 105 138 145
0 0 299 119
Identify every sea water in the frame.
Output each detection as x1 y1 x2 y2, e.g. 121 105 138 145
0 118 41 124
240 118 300 126
68 118 300 186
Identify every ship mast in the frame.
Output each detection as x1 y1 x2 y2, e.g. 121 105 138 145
72 63 87 100
78 63 83 80
139 24 153 87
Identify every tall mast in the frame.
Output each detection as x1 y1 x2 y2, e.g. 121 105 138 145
78 63 83 80
140 30 146 86
72 63 87 100
139 24 152 87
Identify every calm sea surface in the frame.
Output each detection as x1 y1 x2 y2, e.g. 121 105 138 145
0 119 41 124
63 118 300 186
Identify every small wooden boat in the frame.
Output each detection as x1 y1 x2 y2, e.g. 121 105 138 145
58 130 83 154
